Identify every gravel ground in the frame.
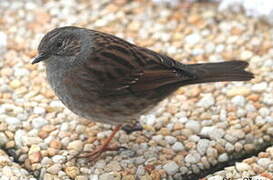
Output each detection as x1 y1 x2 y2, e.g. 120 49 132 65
1 0 273 180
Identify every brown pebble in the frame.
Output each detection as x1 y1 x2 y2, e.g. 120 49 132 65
29 152 42 163
49 140 62 150
65 166 80 179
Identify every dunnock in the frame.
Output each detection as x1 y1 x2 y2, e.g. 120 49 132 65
32 26 254 160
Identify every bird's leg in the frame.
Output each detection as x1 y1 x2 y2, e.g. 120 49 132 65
79 125 122 161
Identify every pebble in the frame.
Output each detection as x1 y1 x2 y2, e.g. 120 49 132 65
172 142 184 152
226 87 250 97
218 153 228 162
65 166 80 179
14 130 26 147
0 32 7 53
32 117 48 128
163 161 179 175
197 139 210 155
0 132 8 146
257 158 271 168
197 94 215 108
52 155 65 163
67 140 83 151
5 117 21 126
185 151 201 164
231 95 246 107
47 164 62 175
235 162 251 171
252 82 268 92
164 136 177 145
185 33 201 46
185 120 201 133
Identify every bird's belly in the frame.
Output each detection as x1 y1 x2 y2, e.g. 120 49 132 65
58 91 156 125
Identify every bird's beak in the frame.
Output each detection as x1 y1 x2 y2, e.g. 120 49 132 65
32 53 48 64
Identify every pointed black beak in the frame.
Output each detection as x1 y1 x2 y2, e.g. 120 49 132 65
32 53 48 64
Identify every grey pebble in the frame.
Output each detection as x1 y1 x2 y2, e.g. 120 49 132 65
163 161 179 175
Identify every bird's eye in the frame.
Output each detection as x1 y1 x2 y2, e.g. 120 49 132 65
56 40 63 48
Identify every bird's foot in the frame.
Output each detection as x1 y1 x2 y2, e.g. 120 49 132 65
79 144 127 161
78 125 122 161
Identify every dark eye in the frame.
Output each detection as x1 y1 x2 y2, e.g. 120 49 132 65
56 40 63 48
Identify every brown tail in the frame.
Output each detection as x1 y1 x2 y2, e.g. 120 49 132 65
183 60 254 85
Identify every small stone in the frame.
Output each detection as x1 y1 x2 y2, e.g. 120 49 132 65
240 50 253 60
65 166 80 179
29 144 40 154
44 173 54 180
52 155 65 163
47 164 62 174
29 151 42 163
33 107 46 115
75 176 88 180
152 135 163 143
15 130 26 147
208 175 224 180
9 79 21 89
106 161 122 171
257 158 271 168
218 153 228 162
226 87 250 97
185 151 201 164
197 94 215 108
185 120 201 133
197 139 210 155
172 142 184 152
67 140 83 151
5 117 21 126
165 136 177 145
49 139 62 150
235 162 251 171
252 82 267 92
99 173 121 180
32 117 48 128
163 161 179 175
231 96 246 107
0 132 8 146
0 31 7 53
185 33 201 46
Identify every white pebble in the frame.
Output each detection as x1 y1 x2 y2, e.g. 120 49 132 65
197 94 215 108
15 130 26 147
185 33 201 46
33 107 46 114
185 151 201 164
5 117 21 126
165 136 177 145
0 133 8 146
218 153 228 162
185 120 201 133
163 161 179 175
32 117 48 128
231 95 246 107
0 32 7 53
257 158 271 168
172 142 184 152
252 82 267 92
235 162 251 171
67 140 83 151
197 139 210 155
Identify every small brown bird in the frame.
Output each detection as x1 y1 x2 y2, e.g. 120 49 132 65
32 26 254 160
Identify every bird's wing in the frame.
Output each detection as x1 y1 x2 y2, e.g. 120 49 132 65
80 33 196 96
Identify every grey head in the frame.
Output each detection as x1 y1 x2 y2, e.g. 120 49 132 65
32 26 84 65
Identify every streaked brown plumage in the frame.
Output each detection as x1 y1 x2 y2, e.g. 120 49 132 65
32 26 254 160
